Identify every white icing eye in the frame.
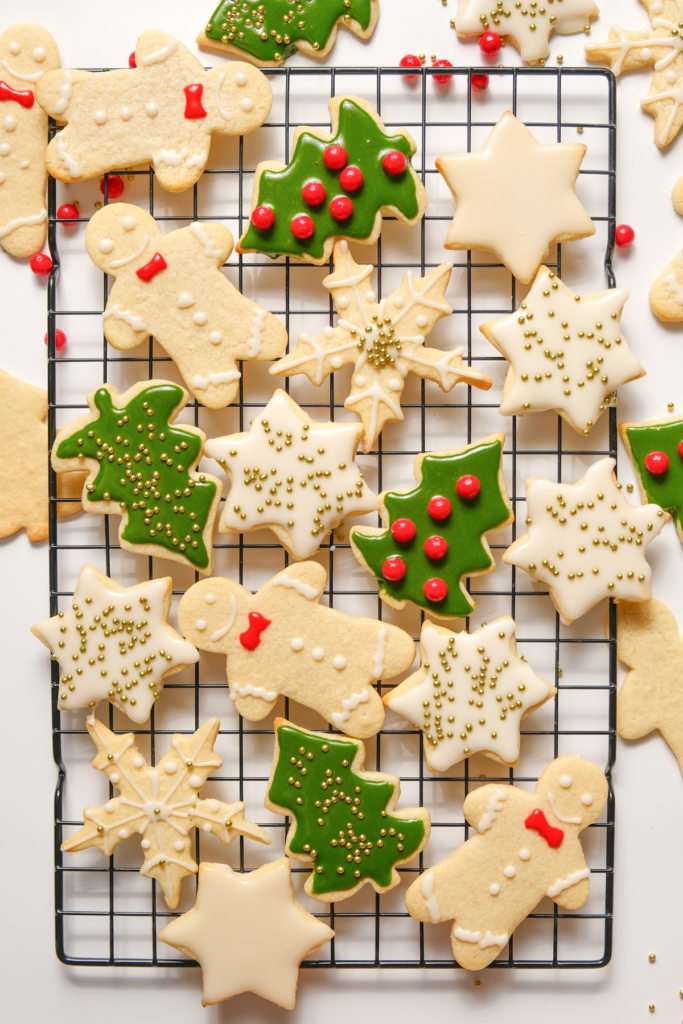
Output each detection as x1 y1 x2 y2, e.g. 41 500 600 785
118 829 129 839
323 326 334 338
503 865 516 878
104 802 114 814
202 823 211 832
581 793 593 806
392 293 405 308
519 849 530 860
311 647 325 661
121 215 136 231
333 656 347 670
365 290 376 302
3 116 17 132
119 106 132 121
204 593 216 604
388 378 402 391
177 292 195 308
0 172 5 184
559 774 572 788
174 840 184 851
9 42 20 55
235 71 248 85
415 314 428 327
240 97 254 112
355 375 366 387
336 296 349 309
193 312 208 325
291 638 304 651
163 762 177 774
209 799 220 813
93 110 107 125
331 356 343 368
109 773 120 783
209 331 223 344
98 238 115 254
195 619 207 631
0 143 11 156
489 884 500 895
133 756 144 768
33 47 47 62
188 774 203 788
145 102 158 116
141 839 151 849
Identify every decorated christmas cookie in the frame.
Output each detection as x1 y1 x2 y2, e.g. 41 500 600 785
620 411 683 544
0 24 59 257
205 389 377 560
586 1 683 148
237 96 426 265
199 0 379 67
436 111 595 284
503 457 667 625
650 177 683 321
271 239 492 452
61 716 271 909
405 755 608 970
35 30 271 192
386 618 555 772
266 719 430 902
51 380 222 574
85 204 287 408
160 859 334 1009
32 564 200 723
350 435 513 620
481 267 644 435
454 0 599 65
178 562 415 738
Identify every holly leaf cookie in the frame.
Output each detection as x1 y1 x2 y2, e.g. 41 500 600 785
405 755 608 970
237 95 426 265
271 239 492 452
481 267 644 435
35 30 271 192
620 411 683 543
51 380 222 574
350 435 513 620
265 719 430 902
85 203 288 409
205 388 377 560
386 617 555 772
454 0 599 65
62 716 271 909
503 457 667 625
436 111 595 284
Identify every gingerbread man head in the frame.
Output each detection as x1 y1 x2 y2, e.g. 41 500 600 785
536 755 608 830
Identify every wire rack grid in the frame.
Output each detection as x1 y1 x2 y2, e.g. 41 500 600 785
46 63 617 971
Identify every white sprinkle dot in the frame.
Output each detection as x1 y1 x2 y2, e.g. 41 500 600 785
581 793 593 806
145 102 158 117
163 762 177 774
665 69 678 84
9 42 20 55
388 378 402 391
489 884 500 895
33 47 46 62
392 293 405 308
174 840 184 851
641 48 652 60
121 215 136 231
193 312 208 325
210 800 220 813
0 172 5 184
333 656 347 670
559 775 572 788
209 331 223 344
519 849 530 861
188 774 203 788
355 375 366 387
109 773 120 784
331 356 343 369
119 106 132 121
18 160 29 168
291 638 304 651
141 839 151 849
323 326 334 338
118 829 129 839
240 97 254 112
503 865 516 878
415 314 428 327
195 619 207 631
365 290 376 303
98 238 115 254
203 823 212 832
3 116 17 132
235 71 248 85
104 802 114 814
133 756 144 768
311 647 325 661
0 144 11 156
93 110 107 125
177 292 195 308
204 593 216 604
336 296 349 309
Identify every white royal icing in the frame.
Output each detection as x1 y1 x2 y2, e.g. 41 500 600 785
209 595 237 642
546 867 590 898
547 792 582 825
137 36 178 67
230 682 277 703
1 59 43 82
103 304 147 333
453 927 509 950
477 789 507 834
189 221 223 259
420 872 441 924
0 209 47 239
56 135 81 177
333 656 347 670
272 574 320 600
109 235 150 269
456 0 596 62
372 627 387 679
53 70 74 112
177 292 195 308
248 306 267 358
191 371 241 390
330 689 370 729
664 273 683 304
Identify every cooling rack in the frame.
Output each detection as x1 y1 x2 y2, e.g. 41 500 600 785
46 63 617 970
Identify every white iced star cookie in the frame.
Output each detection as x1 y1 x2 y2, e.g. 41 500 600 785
503 457 668 624
271 239 492 452
160 859 334 1008
31 564 200 723
386 617 555 772
481 267 645 434
436 111 595 284
205 389 378 560
455 0 599 64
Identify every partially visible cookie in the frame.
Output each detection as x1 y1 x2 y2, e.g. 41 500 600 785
619 412 683 545
455 0 598 65
650 177 683 321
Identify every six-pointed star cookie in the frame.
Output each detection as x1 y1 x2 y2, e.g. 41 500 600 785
480 267 644 435
32 564 199 723
503 457 668 624
454 0 598 64
386 617 555 771
160 859 334 1008
436 111 595 284
205 389 378 560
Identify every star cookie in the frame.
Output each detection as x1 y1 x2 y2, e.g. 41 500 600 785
454 0 599 64
620 411 683 543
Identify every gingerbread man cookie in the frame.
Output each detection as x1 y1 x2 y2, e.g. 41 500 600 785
85 204 288 408
405 755 608 970
36 30 271 192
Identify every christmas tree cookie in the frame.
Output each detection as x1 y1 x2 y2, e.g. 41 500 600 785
350 435 513 620
51 380 222 574
198 0 379 67
237 96 426 266
455 0 598 65
205 389 377 560
620 412 683 544
265 719 430 902
271 239 492 452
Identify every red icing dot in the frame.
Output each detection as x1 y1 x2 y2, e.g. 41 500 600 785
30 253 53 276
323 145 347 171
339 165 363 192
291 214 315 240
44 329 67 351
615 224 635 248
391 518 416 543
383 556 406 581
383 150 407 175
432 59 454 85
400 53 422 80
99 174 124 199
302 180 327 206
427 495 452 520
251 205 275 230
128 51 136 68
424 578 448 602
645 451 669 474
472 73 489 91
678 439 683 458
57 204 79 221
330 195 353 221
456 474 481 499
479 31 502 55
424 535 448 560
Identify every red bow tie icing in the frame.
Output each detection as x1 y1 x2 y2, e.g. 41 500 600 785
184 83 207 119
136 252 168 282
0 81 35 108
239 611 272 651
524 808 564 848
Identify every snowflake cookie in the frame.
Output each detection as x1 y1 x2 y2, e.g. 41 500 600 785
436 111 595 284
386 617 555 772
160 859 334 1008
62 716 271 908
620 411 683 544
32 564 200 723
35 30 271 192
266 719 431 902
454 0 599 64
205 388 377 560
85 203 287 408
271 239 492 452
503 457 667 625
481 267 644 435
405 755 608 970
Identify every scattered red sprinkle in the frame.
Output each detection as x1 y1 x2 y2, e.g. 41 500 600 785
323 144 347 171
251 205 275 230
424 535 448 560
128 51 136 68
424 577 448 602
330 195 353 221
427 496 452 520
291 214 315 240
57 203 79 221
99 174 124 199
679 439 683 459
44 328 67 350
456 474 481 499
432 59 454 85
30 253 53 276
472 73 489 91
400 53 422 81
383 150 407 175
302 180 327 206
391 518 416 543
645 451 669 475
615 224 635 248
383 556 406 582
479 31 502 56
339 165 363 192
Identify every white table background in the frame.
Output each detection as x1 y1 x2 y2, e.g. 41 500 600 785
3 0 683 1019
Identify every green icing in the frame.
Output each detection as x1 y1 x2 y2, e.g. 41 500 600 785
625 418 683 533
56 383 217 570
240 98 420 261
351 440 510 619
204 0 372 63
268 722 425 896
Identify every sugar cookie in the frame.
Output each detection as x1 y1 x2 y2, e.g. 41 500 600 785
620 411 683 544
650 176 683 321
455 0 599 65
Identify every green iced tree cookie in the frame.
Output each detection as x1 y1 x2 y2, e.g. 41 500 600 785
266 719 430 901
621 413 683 543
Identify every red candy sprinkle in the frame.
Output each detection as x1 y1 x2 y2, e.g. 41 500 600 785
128 51 136 68
472 73 489 91
330 195 353 221
424 577 448 602
424 535 448 560
44 328 67 351
679 439 683 458
30 253 53 276
302 180 326 206
251 205 275 230
99 174 124 199
391 518 416 543
479 31 502 55
432 59 454 85
400 53 422 81
456 474 481 499
645 451 669 474
383 150 407 175
383 556 406 581
323 144 347 171
427 495 452 520
339 165 363 192
615 224 635 248
291 214 315 240
57 203 79 221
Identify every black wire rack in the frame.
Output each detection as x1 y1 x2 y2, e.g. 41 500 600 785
46 64 617 970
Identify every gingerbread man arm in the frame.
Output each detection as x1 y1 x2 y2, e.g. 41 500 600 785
462 784 529 832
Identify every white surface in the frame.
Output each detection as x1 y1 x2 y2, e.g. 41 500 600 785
3 0 683 1019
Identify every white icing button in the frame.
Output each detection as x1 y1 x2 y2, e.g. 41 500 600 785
0 173 5 184
118 829 129 839
415 314 428 327
323 326 335 338
355 375 366 386
559 774 572 788
98 238 115 254
163 762 177 774
581 793 593 806
145 102 158 116
641 48 652 60
519 849 530 861
0 144 10 156
333 656 347 670
489 884 500 895
141 839 151 849
3 116 17 131
177 292 195 308
93 110 107 125
336 296 349 309
388 378 402 391
666 69 678 84
9 42 20 55
209 799 220 813
133 756 144 768
392 293 405 308
109 773 120 784
652 0 663 11
33 47 47 62
188 774 203 788
209 331 223 344
193 312 208 325
365 290 376 302
195 619 207 631
311 647 325 661
18 160 28 168
235 71 248 85
291 638 304 651
331 356 343 369
119 106 132 121
204 593 216 604
121 215 136 231
104 802 114 814
202 823 212 832
503 865 516 878
174 840 184 851
240 97 254 112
